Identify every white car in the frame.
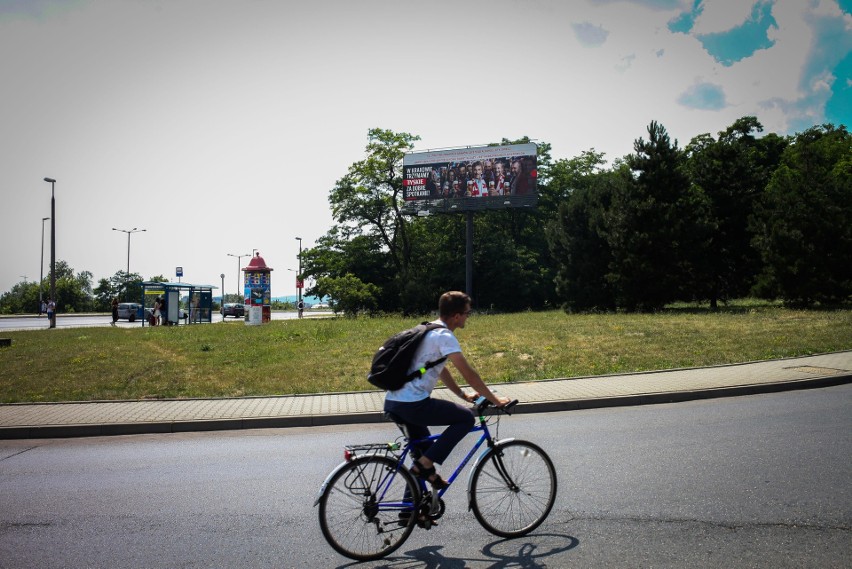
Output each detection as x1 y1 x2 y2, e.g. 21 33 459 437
116 302 142 321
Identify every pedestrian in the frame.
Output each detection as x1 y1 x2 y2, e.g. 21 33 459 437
46 299 56 323
40 300 47 316
383 291 510 488
111 298 119 327
153 297 162 326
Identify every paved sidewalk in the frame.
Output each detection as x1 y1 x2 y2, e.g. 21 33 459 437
1 352 850 439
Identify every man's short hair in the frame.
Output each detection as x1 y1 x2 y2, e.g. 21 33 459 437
439 291 471 318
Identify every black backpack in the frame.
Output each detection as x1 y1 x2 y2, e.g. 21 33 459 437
367 322 447 391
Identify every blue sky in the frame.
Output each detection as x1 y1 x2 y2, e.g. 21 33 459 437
1 0 850 299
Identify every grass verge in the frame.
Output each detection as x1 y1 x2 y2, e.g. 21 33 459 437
1 304 850 403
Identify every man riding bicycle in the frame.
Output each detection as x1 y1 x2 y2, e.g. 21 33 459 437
383 291 510 488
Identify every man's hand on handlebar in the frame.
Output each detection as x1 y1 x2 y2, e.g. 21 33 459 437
494 395 512 407
460 391 479 403
467 393 511 407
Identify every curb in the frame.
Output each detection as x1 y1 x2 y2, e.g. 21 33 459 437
1 373 849 440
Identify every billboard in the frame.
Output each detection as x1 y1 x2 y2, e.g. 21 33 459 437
402 142 537 213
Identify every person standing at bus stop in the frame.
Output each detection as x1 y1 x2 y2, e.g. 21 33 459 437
153 296 163 326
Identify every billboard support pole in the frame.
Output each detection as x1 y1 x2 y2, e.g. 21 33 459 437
465 211 474 299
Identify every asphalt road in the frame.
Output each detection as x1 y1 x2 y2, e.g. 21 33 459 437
1 385 850 568
0 311 332 331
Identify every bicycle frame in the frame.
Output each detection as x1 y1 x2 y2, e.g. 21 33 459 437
401 421 492 502
315 398 520 515
336 413 511 518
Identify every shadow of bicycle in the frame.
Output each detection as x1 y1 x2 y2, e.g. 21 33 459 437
334 533 579 568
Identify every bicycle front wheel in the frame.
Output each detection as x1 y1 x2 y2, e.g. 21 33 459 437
318 455 419 561
470 440 557 538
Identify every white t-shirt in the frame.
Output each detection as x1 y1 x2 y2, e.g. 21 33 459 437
385 320 461 403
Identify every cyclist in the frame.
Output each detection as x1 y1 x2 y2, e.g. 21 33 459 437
384 291 510 488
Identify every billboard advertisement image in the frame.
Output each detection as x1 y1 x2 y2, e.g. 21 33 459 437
402 142 537 213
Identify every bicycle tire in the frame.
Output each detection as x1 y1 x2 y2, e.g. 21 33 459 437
318 455 419 561
470 439 557 538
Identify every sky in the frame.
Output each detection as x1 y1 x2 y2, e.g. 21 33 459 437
1 0 850 301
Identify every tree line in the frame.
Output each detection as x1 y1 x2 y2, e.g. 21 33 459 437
1 266 304 315
0 265 167 315
3 118 848 316
303 120 850 315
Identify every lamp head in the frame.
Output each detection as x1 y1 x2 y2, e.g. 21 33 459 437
44 177 56 183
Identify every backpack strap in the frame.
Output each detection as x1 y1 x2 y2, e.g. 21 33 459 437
404 321 447 380
405 355 448 381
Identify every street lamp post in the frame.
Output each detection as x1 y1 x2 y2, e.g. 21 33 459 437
295 237 303 319
112 227 146 302
43 177 56 329
40 216 49 310
112 227 146 275
226 253 250 304
220 273 225 315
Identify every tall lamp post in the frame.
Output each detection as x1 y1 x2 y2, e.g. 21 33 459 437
40 216 50 310
112 227 146 275
295 237 303 318
112 227 146 302
226 252 250 304
220 273 225 315
43 178 56 329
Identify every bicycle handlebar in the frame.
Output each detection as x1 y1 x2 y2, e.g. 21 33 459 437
474 396 519 415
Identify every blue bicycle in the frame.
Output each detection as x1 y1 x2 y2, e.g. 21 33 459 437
315 398 557 561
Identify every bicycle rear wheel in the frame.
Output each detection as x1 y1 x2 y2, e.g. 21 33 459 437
318 455 419 561
470 440 557 538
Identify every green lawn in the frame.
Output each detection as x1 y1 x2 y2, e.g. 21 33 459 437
1 304 850 403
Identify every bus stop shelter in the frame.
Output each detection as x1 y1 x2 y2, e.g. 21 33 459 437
140 282 217 326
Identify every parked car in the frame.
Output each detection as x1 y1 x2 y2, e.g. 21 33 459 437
222 303 245 318
116 302 142 322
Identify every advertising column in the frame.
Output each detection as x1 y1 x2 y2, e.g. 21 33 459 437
243 252 273 325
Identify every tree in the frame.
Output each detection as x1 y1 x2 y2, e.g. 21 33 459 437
302 227 398 309
474 137 559 311
604 121 712 311
547 152 620 311
751 124 852 305
685 117 788 308
105 271 144 303
325 128 421 311
0 260 96 313
0 281 40 314
93 278 114 312
315 274 380 317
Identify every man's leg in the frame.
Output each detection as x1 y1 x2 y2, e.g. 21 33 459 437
395 398 474 465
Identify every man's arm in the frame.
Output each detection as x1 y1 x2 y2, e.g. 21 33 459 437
437 366 475 402
444 352 508 406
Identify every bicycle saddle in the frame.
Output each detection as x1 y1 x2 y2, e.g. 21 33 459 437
383 412 413 439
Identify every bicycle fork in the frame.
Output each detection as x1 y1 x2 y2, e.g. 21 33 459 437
490 450 521 492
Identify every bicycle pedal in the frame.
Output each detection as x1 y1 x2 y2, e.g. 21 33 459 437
417 518 437 530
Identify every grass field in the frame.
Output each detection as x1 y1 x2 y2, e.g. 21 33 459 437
1 303 850 403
